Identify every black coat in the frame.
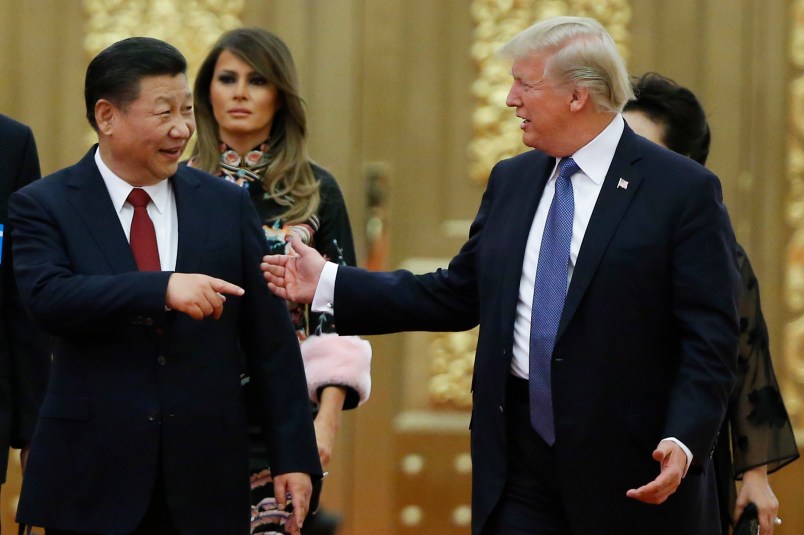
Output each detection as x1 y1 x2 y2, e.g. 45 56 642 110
0 114 50 484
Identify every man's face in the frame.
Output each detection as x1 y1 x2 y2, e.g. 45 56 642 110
101 74 195 186
505 52 573 155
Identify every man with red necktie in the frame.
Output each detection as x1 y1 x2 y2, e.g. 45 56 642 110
9 37 320 535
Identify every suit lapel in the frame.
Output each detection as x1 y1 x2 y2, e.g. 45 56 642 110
499 152 555 347
172 168 207 272
65 148 137 273
557 128 644 340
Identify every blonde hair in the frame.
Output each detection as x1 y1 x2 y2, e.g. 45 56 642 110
192 28 319 223
500 16 633 113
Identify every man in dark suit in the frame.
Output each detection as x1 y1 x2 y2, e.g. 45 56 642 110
0 114 50 520
9 37 320 535
263 16 740 535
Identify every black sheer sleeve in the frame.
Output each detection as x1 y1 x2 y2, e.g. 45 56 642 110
728 245 799 478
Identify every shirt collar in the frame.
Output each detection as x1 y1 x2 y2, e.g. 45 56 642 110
94 147 170 214
558 114 624 185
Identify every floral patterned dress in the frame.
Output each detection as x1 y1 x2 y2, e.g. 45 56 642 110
713 244 799 534
188 154 371 534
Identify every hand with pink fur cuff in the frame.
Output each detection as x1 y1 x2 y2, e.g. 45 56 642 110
301 334 372 406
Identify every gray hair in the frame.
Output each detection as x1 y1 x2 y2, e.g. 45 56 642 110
500 16 633 113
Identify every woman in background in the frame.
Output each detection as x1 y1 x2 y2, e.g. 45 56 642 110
191 27 371 534
623 72 799 535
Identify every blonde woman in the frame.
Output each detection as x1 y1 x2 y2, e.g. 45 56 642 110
191 27 371 534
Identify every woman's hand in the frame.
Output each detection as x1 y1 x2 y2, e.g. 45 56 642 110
734 466 779 535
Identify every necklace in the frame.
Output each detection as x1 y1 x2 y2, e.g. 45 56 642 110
219 142 269 185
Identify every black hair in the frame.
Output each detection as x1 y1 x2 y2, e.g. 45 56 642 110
84 36 187 131
623 72 711 165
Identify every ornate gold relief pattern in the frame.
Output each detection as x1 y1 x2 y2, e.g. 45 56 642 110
783 0 804 428
84 0 243 70
468 0 631 184
429 329 478 409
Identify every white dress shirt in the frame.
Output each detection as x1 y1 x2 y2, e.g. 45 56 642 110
94 148 178 271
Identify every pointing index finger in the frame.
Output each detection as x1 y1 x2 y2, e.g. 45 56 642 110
211 278 245 296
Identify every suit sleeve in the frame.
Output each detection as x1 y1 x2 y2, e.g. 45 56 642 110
331 174 496 335
9 186 172 336
236 188 321 477
665 172 741 462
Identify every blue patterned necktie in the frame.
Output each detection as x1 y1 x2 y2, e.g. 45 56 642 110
529 157 579 445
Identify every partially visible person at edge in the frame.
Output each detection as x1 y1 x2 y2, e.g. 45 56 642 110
189 27 371 535
0 114 51 528
623 72 799 535
9 37 320 535
262 16 741 535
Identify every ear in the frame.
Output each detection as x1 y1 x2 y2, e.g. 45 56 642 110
568 86 590 112
95 99 116 135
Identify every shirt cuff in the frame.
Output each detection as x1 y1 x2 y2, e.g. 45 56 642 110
661 437 693 477
311 261 339 314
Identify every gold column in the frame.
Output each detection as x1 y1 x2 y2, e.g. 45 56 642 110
785 0 804 431
83 0 243 68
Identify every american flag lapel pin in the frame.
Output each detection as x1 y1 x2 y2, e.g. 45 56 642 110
617 178 629 190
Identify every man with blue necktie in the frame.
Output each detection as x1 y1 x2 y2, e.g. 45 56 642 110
262 16 740 535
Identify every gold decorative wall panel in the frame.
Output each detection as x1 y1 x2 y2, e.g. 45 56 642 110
784 0 804 429
468 0 631 184
429 329 478 409
83 0 243 78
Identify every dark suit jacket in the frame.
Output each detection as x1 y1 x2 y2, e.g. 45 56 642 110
9 147 321 534
330 126 740 534
0 114 50 484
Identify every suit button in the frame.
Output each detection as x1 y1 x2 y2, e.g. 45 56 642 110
143 317 154 326
499 405 504 413
157 355 167 366
554 355 565 363
147 414 159 422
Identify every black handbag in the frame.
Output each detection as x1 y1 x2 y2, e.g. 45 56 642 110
733 502 759 535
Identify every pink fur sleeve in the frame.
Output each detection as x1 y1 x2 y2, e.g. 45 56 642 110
300 333 372 406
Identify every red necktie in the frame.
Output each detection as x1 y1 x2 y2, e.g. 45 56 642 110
127 188 161 271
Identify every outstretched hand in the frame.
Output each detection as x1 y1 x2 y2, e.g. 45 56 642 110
261 235 326 304
626 440 686 504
